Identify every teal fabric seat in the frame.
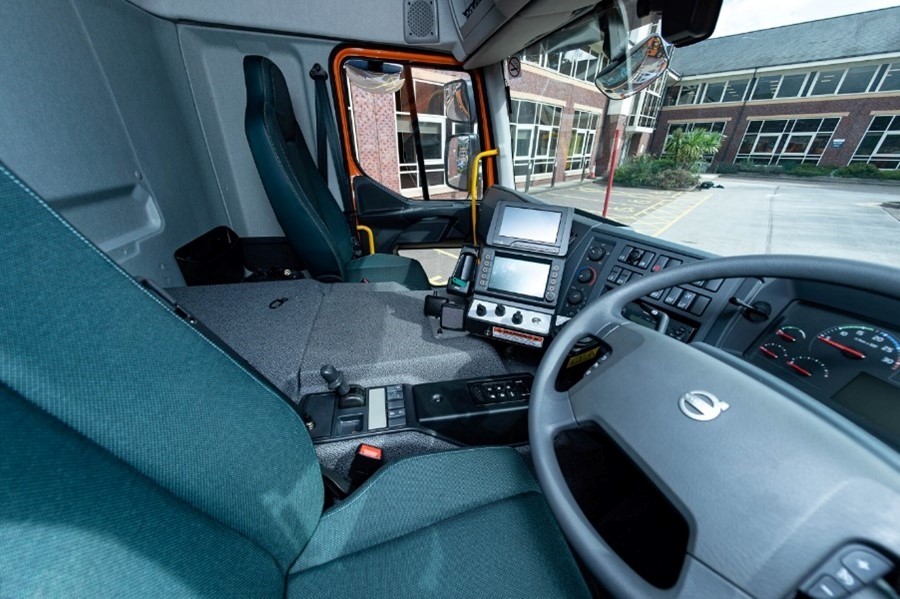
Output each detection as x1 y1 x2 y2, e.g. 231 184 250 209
243 56 430 290
0 162 589 597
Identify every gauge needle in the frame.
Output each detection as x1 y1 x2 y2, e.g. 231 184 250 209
759 346 778 358
776 330 796 342
787 361 812 377
816 335 866 359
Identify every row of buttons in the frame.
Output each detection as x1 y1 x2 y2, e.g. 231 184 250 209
470 378 531 406
647 286 712 316
619 246 684 273
386 385 405 428
607 266 643 286
802 544 894 599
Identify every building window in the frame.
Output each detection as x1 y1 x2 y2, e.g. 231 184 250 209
775 73 807 98
666 121 726 136
810 70 843 96
522 46 608 83
838 65 878 94
396 81 453 190
628 76 667 128
666 62 893 106
345 64 476 200
850 115 900 170
509 99 562 179
751 74 780 100
878 63 900 92
735 118 840 166
566 110 601 172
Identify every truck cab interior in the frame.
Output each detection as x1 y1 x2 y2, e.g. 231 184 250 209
1 1 898 598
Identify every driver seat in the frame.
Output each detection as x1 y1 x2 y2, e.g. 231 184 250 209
0 162 589 597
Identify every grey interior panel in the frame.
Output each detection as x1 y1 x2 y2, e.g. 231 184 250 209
126 0 459 52
178 25 345 238
0 0 231 286
170 280 530 399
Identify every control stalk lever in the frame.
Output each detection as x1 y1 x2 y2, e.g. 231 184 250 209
729 296 771 322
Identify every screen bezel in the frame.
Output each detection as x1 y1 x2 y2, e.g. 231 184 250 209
486 252 553 300
486 200 573 256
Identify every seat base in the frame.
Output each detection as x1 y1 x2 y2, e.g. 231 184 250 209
290 447 590 598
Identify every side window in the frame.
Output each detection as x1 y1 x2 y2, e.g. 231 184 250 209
344 62 477 200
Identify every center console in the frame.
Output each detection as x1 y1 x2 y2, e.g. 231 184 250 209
465 200 574 349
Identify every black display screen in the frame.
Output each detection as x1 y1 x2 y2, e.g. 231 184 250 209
832 372 900 442
497 206 562 245
487 255 550 299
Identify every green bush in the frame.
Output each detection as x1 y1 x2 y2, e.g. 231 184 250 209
613 156 698 190
651 168 699 190
833 163 882 178
781 164 833 177
880 170 900 180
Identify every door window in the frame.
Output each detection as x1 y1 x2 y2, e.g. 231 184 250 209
344 62 479 200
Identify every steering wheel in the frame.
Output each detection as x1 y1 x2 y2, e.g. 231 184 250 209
530 255 900 598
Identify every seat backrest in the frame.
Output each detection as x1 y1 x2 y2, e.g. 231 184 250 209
243 55 353 280
0 163 324 588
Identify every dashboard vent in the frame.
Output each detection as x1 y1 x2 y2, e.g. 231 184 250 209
404 0 439 44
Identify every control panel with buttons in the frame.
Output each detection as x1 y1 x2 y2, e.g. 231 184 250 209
469 376 532 406
800 544 895 599
559 236 617 318
553 233 739 343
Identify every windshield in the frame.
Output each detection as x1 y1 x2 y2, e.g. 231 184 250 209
504 1 900 269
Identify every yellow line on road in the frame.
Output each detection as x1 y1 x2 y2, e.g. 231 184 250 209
429 275 447 285
630 199 669 220
652 193 714 237
434 249 459 259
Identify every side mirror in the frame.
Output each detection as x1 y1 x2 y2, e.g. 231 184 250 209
595 35 670 100
445 133 481 191
443 79 476 124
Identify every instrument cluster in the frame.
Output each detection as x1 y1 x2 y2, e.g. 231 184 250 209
747 302 900 447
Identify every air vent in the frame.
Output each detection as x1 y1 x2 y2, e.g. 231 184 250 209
404 0 439 44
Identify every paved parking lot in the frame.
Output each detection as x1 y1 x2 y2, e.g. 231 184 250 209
403 177 900 284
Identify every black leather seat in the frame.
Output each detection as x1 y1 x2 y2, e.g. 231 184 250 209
243 56 430 289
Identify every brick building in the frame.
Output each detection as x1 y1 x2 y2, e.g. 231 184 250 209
647 7 900 170
346 50 614 199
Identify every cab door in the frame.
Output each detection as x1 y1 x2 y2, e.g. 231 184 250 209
332 48 496 283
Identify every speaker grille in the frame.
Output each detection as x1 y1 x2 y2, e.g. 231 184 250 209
406 0 437 42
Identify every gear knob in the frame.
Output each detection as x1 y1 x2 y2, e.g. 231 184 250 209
320 364 350 397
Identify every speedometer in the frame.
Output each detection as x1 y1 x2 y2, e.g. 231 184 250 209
813 325 900 371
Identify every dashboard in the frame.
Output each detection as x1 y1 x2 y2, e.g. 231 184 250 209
466 186 900 451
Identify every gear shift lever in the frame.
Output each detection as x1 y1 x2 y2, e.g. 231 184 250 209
320 364 365 408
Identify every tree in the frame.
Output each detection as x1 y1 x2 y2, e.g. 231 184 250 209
664 128 723 170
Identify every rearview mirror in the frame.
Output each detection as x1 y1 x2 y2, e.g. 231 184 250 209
595 35 670 100
443 79 476 124
445 133 481 191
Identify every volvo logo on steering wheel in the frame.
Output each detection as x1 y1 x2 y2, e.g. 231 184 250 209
678 391 729 422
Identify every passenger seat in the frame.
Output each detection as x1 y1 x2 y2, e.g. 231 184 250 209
243 56 430 290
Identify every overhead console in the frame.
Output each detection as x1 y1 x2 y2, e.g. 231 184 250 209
466 200 574 348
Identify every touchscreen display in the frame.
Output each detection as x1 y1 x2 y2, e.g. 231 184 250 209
498 206 562 245
488 256 550 299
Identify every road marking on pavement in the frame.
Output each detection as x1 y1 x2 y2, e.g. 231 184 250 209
434 248 459 259
651 193 714 237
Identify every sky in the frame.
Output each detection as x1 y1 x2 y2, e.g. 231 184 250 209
711 0 900 37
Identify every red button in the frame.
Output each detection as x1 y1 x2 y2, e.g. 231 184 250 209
358 444 382 460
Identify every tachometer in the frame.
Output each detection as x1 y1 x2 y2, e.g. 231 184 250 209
813 325 900 371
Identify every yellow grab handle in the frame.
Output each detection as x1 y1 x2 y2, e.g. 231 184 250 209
469 149 498 245
356 225 375 255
